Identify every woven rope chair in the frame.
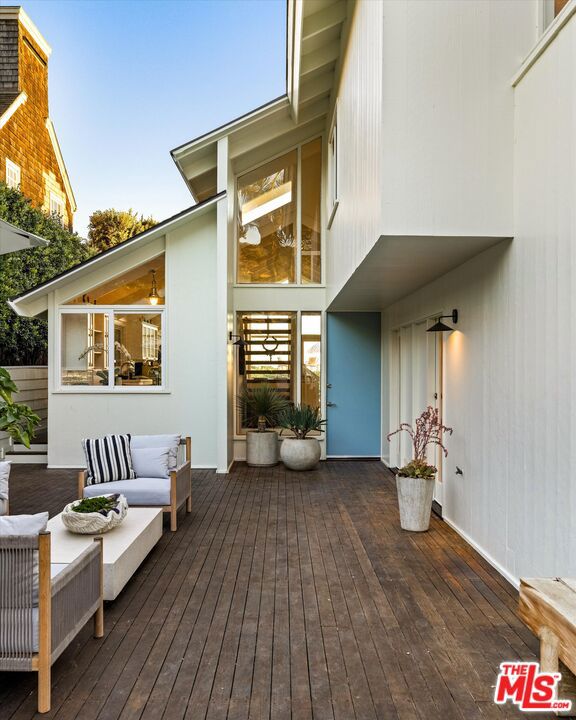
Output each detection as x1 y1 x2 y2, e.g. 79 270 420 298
0 531 103 713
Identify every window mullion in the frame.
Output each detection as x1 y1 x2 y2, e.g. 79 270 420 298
296 145 302 285
296 310 302 404
108 311 114 388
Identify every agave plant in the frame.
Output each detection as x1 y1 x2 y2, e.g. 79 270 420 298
0 367 40 449
277 404 326 440
237 384 289 432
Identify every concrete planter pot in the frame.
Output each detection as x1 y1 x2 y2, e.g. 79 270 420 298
396 474 435 531
246 430 279 467
280 437 321 471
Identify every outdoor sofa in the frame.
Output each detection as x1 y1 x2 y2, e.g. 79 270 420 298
78 435 192 531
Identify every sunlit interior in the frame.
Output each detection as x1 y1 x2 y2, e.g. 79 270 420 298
237 139 322 284
65 255 165 306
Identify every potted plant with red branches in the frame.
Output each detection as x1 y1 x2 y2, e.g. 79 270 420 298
387 406 452 531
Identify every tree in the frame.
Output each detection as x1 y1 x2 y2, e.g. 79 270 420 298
87 209 156 253
0 183 94 365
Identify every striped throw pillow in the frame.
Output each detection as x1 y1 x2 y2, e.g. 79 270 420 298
82 434 136 485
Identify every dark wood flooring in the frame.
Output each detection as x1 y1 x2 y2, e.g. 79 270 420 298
1 461 542 719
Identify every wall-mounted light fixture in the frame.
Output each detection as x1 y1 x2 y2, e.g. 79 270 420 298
148 269 159 306
427 309 458 333
229 332 246 375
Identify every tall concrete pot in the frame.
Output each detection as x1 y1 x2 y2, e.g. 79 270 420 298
396 474 435 531
246 430 279 467
280 437 321 471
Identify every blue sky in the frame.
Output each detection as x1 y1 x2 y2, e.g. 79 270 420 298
19 0 287 236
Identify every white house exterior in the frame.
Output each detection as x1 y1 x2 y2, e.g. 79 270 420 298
9 0 576 585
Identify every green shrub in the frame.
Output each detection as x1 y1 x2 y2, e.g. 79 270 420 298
0 183 94 365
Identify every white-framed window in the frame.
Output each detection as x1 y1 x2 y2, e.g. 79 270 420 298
5 158 20 189
49 191 65 222
235 310 322 434
236 137 323 285
327 106 339 229
58 308 165 391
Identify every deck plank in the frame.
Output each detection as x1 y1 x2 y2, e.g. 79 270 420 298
0 461 550 720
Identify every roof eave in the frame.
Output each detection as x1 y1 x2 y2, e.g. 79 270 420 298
9 191 224 317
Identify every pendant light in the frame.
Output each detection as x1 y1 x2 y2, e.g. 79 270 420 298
148 269 159 306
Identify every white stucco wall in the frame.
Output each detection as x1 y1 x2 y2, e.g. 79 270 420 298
47 211 219 468
327 0 537 305
384 13 576 582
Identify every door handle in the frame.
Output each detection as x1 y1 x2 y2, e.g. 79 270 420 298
327 401 336 407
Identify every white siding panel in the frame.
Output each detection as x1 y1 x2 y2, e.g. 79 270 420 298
379 0 535 238
47 212 219 468
384 15 576 581
326 0 384 304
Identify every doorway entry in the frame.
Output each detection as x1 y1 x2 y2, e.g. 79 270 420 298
326 312 381 457
389 318 444 505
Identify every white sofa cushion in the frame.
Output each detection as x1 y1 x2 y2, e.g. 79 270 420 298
83 478 171 506
0 512 48 536
131 446 171 479
131 435 180 469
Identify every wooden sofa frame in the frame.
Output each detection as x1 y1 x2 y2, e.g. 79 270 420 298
78 436 192 532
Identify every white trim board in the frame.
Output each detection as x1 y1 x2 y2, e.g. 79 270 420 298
512 0 576 86
0 92 27 130
45 118 77 212
442 516 520 590
0 7 52 57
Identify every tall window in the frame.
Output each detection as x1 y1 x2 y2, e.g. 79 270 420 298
236 138 322 284
301 312 321 409
5 159 20 189
236 311 322 432
59 257 165 390
327 110 339 228
301 139 322 283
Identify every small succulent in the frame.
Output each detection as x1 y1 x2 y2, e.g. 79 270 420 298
397 459 437 480
73 494 121 515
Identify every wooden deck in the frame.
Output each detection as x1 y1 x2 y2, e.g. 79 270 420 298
1 461 543 719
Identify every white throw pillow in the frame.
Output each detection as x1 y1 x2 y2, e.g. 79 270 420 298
131 434 181 469
131 446 171 479
0 511 48 536
0 461 9 516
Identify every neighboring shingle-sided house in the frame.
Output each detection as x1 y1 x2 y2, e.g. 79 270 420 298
0 6 76 229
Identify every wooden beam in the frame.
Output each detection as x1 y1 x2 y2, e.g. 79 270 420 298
299 71 334 106
301 40 341 78
302 0 346 42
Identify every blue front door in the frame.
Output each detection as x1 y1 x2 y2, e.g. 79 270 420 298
326 312 381 457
